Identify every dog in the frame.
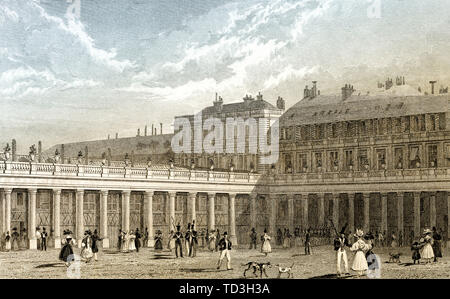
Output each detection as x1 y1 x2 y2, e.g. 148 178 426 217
242 262 271 278
276 262 294 278
388 252 402 263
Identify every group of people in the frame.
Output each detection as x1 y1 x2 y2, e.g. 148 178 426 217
1 227 50 251
411 227 443 264
117 228 143 253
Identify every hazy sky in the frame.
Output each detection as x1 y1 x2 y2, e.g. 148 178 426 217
1 0 450 151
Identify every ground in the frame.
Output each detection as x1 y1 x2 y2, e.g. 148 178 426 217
1 245 450 279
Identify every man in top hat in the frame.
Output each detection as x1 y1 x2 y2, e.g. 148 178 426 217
217 231 232 270
305 228 311 255
91 229 103 261
41 227 48 251
135 228 142 253
173 224 184 258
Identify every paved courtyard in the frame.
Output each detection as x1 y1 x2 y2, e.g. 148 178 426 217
1 245 450 279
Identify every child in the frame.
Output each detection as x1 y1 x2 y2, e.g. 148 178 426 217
411 241 421 264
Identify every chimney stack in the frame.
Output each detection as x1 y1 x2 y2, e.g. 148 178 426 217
61 144 65 164
312 81 317 97
152 124 154 136
107 134 110 140
137 128 141 137
11 139 16 161
145 125 148 136
115 133 118 139
38 141 42 162
341 84 355 101
160 123 163 135
430 81 437 95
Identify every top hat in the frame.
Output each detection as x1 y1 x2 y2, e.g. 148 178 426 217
176 223 181 230
223 231 228 236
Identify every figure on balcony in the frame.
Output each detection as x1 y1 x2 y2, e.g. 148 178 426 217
3 143 11 160
29 144 37 162
54 149 61 163
77 151 83 164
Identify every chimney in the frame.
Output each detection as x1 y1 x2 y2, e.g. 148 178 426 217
145 125 148 136
256 92 263 101
107 134 110 140
152 124 154 136
276 96 285 110
154 128 157 135
311 81 317 97
214 93 224 111
430 81 437 95
341 84 355 101
160 123 163 135
85 146 89 165
115 133 118 139
137 128 141 137
304 85 310 98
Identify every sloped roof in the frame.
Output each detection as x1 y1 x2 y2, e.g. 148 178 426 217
280 92 450 127
202 98 281 115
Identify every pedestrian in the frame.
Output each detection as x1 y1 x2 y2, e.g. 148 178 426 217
350 229 372 277
185 223 192 256
334 227 351 276
91 229 103 261
5 231 11 251
59 230 75 267
41 227 48 251
215 229 220 252
35 227 41 250
432 227 442 262
135 228 141 253
217 232 232 270
249 228 257 250
276 228 283 246
128 230 136 252
11 228 20 251
304 228 311 255
173 224 183 258
411 241 421 264
190 221 198 257
81 230 94 263
117 229 123 251
154 230 163 251
421 229 434 263
398 231 403 247
261 229 272 256
143 227 149 248
208 230 216 252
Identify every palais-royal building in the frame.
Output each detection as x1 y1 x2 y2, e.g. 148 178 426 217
1 79 450 249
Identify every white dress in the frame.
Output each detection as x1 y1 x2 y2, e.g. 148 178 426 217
350 239 371 271
421 236 434 259
129 234 136 251
81 236 94 260
261 234 272 253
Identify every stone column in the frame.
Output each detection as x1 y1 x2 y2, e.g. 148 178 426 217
287 194 294 232
429 192 436 228
122 190 131 233
301 193 309 229
397 192 404 236
100 190 109 248
363 193 370 233
28 189 37 249
145 191 154 247
0 190 5 233
446 192 450 247
4 188 12 234
53 189 62 249
228 193 237 245
317 193 324 227
269 194 276 236
188 192 196 223
333 193 340 230
250 194 257 230
207 193 215 231
413 192 421 238
348 193 355 233
381 192 388 236
76 189 84 248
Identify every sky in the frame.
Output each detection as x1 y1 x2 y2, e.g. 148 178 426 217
1 0 450 152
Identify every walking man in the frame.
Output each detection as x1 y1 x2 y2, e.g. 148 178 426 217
217 232 232 270
190 221 198 257
135 228 141 253
305 228 311 255
91 229 103 261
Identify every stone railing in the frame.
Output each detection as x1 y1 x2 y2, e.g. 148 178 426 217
0 161 259 183
272 167 450 184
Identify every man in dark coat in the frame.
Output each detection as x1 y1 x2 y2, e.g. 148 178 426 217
173 224 183 258
217 232 232 270
135 228 141 253
305 228 311 255
432 226 442 262
189 221 198 257
40 227 48 251
334 226 351 276
91 229 103 261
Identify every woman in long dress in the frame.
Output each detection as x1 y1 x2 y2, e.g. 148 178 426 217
121 231 129 253
208 231 216 252
128 230 136 252
59 231 75 267
420 229 434 263
80 231 94 263
261 229 272 256
154 230 163 251
350 229 372 277
5 231 11 251
390 232 398 248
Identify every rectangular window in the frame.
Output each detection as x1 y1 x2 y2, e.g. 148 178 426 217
329 151 339 171
376 149 386 170
430 114 436 131
297 153 308 172
314 152 323 170
359 149 369 170
394 148 404 169
344 150 354 170
409 146 421 168
428 145 438 168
